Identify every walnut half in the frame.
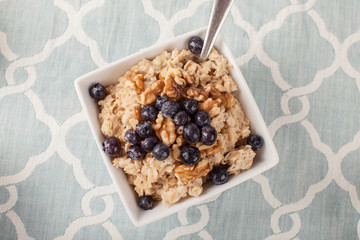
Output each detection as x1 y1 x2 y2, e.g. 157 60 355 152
160 67 187 101
174 159 211 185
153 114 176 146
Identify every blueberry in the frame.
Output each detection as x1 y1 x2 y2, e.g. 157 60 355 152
136 121 153 138
127 145 146 160
209 166 228 185
247 134 264 151
102 136 121 156
155 95 168 110
139 196 154 210
89 83 107 100
124 129 140 145
194 111 210 127
188 36 204 54
182 98 198 115
173 111 190 126
141 136 159 152
180 145 201 165
152 143 170 161
201 125 217 146
161 100 180 118
141 104 159 121
183 123 200 143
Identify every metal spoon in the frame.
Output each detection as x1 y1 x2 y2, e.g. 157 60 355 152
200 0 234 60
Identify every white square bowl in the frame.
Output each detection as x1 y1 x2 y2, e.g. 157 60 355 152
74 27 279 227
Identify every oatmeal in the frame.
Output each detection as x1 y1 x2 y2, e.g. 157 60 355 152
96 47 259 206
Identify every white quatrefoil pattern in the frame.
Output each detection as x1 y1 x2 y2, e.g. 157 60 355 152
1 0 359 239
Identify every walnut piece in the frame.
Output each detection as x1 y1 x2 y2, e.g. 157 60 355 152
123 69 144 92
140 80 164 105
205 84 235 107
198 98 222 118
159 67 189 101
153 114 176 146
186 87 209 101
174 159 211 184
153 113 164 130
160 66 195 85
180 69 195 85
160 67 183 84
221 92 235 107
163 75 182 100
175 135 185 147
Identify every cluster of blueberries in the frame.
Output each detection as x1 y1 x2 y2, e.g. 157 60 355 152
124 95 217 166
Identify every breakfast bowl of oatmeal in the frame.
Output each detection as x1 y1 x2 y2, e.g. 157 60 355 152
75 27 279 227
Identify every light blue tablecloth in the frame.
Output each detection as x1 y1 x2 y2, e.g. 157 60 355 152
1 0 359 239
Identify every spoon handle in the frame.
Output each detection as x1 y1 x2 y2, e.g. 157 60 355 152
200 0 234 60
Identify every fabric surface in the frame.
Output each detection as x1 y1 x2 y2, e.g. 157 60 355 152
1 0 359 239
